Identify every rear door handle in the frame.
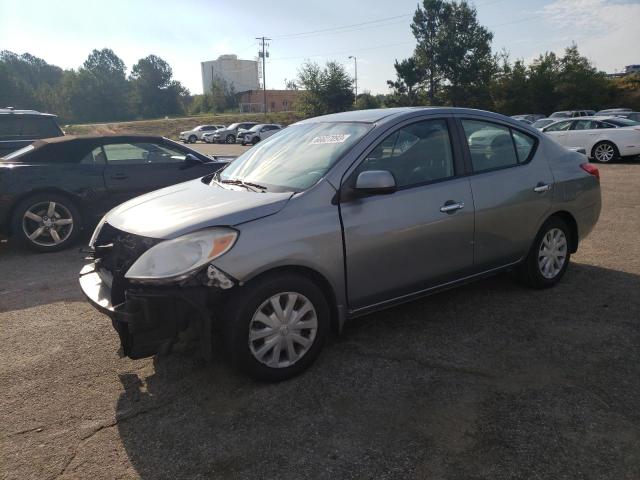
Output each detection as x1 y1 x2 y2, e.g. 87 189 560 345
440 201 464 213
533 183 551 193
111 173 128 180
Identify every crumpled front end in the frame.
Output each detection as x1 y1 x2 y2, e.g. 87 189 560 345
79 223 236 360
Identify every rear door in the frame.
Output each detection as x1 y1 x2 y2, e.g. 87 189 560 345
340 116 475 310
564 119 599 150
103 141 215 207
457 117 554 270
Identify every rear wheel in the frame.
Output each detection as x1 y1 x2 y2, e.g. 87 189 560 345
223 273 329 381
517 217 571 288
592 141 619 163
12 193 81 252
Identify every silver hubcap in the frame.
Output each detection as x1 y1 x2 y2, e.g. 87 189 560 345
538 228 567 279
248 292 318 368
22 201 73 247
594 143 614 162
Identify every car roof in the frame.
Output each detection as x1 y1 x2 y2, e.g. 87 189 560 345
295 107 520 125
31 134 166 149
0 107 57 117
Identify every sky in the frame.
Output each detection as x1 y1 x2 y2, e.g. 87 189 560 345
1 0 639 95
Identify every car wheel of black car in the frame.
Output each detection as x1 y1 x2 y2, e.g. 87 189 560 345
188 135 197 144
517 216 571 289
252 137 260 145
12 193 81 252
223 273 329 382
225 135 235 144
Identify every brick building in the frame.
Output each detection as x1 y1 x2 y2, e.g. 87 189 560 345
237 90 301 113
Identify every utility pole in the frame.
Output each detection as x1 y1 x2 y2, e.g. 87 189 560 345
349 55 358 106
256 36 271 117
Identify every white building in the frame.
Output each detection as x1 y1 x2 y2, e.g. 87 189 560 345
201 55 259 94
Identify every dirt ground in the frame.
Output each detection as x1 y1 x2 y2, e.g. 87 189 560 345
1 160 639 479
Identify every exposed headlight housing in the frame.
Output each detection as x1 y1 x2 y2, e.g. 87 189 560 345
89 216 107 247
125 227 238 283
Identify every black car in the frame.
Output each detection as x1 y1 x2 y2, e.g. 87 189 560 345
0 107 64 157
0 135 229 251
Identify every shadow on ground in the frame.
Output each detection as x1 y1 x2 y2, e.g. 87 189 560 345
113 263 640 479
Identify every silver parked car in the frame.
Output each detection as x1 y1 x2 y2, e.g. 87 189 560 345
80 107 601 381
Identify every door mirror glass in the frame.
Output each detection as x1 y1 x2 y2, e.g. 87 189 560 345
184 153 204 165
355 170 396 194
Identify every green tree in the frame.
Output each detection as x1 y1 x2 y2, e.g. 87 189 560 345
355 91 381 110
492 56 532 115
130 55 188 118
527 52 561 115
555 44 610 111
386 58 422 106
296 60 354 116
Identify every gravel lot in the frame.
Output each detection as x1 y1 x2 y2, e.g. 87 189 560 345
1 159 639 479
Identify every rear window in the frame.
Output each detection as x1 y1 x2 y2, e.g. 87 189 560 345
604 118 639 127
0 116 63 140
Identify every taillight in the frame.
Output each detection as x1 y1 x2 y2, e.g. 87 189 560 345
580 163 600 181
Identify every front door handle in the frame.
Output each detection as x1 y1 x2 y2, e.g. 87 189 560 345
440 201 465 213
111 173 128 180
533 183 551 193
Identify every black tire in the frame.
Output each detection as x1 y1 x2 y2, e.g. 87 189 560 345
591 141 619 163
188 135 197 144
222 273 330 381
517 216 571 289
11 193 82 252
225 134 235 144
252 137 260 145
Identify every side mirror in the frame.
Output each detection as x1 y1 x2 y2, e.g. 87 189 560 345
184 153 204 165
354 170 396 195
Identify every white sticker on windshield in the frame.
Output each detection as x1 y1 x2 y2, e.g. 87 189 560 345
309 134 351 145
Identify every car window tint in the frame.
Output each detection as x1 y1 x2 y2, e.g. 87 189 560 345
0 116 23 138
573 120 596 130
103 143 187 164
510 130 536 163
21 118 61 138
545 120 572 132
80 147 106 165
357 119 454 188
462 120 518 172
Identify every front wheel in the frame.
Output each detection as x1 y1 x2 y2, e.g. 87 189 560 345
517 217 571 288
592 141 619 163
12 194 81 252
225 134 235 144
188 135 197 144
223 273 329 381
252 137 260 145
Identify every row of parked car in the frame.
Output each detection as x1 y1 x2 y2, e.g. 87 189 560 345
510 108 640 163
179 122 283 146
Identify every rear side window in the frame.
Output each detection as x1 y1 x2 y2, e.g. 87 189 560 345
462 120 518 172
0 116 62 140
511 130 536 163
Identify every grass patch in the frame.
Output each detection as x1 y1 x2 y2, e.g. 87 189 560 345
65 112 305 139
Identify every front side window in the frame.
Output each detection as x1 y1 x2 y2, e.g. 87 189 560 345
103 142 187 164
219 122 371 192
356 119 454 188
80 147 106 165
462 120 518 172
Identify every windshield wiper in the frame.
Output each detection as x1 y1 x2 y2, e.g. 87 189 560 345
218 178 268 192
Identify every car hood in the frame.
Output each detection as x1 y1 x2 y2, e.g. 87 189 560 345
105 178 294 239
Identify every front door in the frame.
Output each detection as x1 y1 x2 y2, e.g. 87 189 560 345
102 141 212 208
340 118 475 311
543 119 573 146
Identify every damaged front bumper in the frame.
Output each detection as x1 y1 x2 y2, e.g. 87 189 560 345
79 262 234 360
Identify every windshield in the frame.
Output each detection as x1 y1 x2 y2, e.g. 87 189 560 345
218 122 371 192
248 125 263 132
227 123 240 130
532 119 553 128
605 118 639 127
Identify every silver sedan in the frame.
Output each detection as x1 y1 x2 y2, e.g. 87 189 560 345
81 107 601 381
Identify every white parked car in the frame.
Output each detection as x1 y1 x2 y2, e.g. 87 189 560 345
239 124 283 145
201 126 228 143
542 116 640 162
179 125 225 143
